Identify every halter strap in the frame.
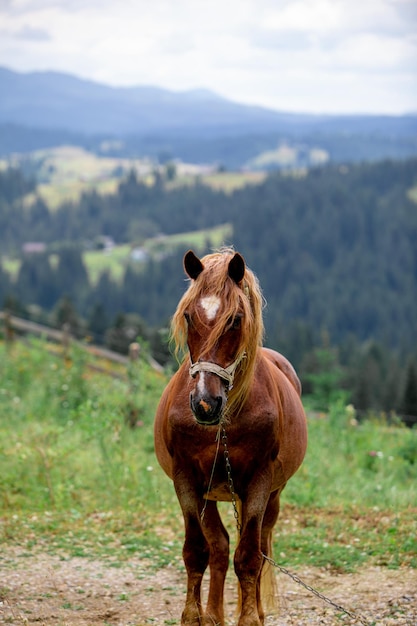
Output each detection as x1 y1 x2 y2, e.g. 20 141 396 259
189 353 245 390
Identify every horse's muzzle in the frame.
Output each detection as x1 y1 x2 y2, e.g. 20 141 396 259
190 392 224 425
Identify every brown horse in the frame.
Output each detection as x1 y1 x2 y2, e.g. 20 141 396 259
154 248 307 626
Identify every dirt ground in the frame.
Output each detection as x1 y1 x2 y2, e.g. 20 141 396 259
1 548 416 626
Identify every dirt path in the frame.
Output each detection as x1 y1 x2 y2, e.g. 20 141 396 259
1 549 416 625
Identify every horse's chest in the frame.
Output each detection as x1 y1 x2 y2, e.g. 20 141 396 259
170 409 279 499
197 431 276 499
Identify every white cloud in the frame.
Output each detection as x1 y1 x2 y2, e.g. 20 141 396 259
261 0 343 33
0 0 415 113
14 25 50 40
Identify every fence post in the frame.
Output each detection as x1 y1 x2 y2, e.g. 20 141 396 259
129 342 140 362
126 342 141 427
62 323 71 362
4 311 14 348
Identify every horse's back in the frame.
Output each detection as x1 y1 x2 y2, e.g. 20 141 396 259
262 347 302 396
260 348 307 485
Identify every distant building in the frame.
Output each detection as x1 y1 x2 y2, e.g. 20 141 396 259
22 242 46 254
96 235 115 252
130 247 148 262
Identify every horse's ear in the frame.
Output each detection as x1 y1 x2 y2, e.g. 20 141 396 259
184 250 204 280
228 252 245 284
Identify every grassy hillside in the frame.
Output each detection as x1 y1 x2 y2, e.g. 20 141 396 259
2 145 154 209
1 338 416 572
1 145 266 210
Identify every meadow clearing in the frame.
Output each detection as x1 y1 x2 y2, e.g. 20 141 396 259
0 339 416 625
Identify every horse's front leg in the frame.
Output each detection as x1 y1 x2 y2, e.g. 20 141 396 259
200 499 229 626
234 478 272 626
181 501 229 626
175 479 209 625
181 511 209 625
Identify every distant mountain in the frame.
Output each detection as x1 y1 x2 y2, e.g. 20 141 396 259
1 66 417 166
0 66 312 135
1 66 417 138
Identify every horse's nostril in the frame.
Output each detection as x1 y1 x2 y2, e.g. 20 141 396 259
215 396 223 413
198 399 211 413
189 392 224 425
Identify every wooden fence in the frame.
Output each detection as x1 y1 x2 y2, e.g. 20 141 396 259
1 311 415 426
0 311 164 377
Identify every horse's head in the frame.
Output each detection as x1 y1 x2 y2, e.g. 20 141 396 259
172 248 264 425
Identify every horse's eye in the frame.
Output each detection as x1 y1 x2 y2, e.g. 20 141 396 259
231 316 242 330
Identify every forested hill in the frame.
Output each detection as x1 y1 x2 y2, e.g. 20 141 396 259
233 160 417 355
1 158 417 380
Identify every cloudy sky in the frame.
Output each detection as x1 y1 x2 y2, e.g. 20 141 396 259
0 0 416 114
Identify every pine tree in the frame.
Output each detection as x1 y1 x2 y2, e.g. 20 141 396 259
400 361 417 417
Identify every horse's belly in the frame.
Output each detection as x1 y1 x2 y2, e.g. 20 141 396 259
203 484 238 502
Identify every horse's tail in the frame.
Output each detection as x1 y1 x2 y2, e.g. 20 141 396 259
235 500 277 616
261 531 278 613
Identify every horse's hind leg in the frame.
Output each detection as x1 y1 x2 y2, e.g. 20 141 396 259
200 500 229 626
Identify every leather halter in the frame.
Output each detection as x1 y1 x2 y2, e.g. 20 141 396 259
189 353 245 390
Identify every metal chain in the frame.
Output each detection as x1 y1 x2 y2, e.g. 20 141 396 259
221 427 372 626
262 554 371 625
221 427 242 535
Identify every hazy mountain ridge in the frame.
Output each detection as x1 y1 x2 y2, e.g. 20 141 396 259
0 66 301 135
1 66 416 137
1 66 417 167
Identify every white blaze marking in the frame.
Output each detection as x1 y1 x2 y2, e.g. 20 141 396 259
200 295 221 321
197 371 206 394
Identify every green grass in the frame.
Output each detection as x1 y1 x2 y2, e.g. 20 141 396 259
202 171 266 193
32 177 119 209
165 170 266 193
84 243 133 285
285 401 417 510
0 339 416 574
408 185 417 204
0 256 20 281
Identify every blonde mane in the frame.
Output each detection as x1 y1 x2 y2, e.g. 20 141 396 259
171 248 265 417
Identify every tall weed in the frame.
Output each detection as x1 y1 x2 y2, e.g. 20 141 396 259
0 340 171 513
285 400 417 509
